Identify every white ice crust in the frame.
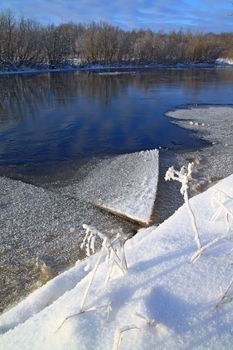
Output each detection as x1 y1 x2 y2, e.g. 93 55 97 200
89 150 159 224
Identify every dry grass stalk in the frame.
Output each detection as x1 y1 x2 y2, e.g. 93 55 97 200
216 277 233 308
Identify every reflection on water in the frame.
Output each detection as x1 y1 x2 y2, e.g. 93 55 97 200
1 68 233 166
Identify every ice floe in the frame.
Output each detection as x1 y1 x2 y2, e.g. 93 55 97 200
56 150 159 225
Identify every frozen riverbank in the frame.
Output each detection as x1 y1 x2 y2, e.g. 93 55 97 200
215 58 233 66
0 61 232 76
0 150 158 313
0 173 232 349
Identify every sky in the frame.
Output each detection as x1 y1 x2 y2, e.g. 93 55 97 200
0 0 232 33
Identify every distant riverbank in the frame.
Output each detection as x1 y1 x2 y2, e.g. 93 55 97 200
0 60 233 76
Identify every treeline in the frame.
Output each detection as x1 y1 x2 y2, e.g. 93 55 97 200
0 10 232 69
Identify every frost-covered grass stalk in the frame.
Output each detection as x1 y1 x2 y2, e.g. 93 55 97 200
191 235 227 263
80 224 128 311
80 240 107 312
165 163 202 250
55 224 128 333
112 313 158 350
135 312 158 327
192 189 233 262
112 325 141 350
211 189 233 233
216 277 233 308
105 233 128 285
55 303 112 333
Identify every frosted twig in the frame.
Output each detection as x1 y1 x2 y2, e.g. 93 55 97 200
135 312 158 327
191 234 227 263
80 241 107 312
112 325 141 350
216 277 233 308
105 234 128 284
211 190 233 233
82 224 106 240
81 224 105 257
165 163 202 250
54 302 112 334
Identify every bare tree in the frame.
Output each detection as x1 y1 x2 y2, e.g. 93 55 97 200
0 8 232 70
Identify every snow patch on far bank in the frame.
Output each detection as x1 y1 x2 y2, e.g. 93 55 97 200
216 58 233 66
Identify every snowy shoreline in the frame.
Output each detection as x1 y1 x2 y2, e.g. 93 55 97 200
0 60 233 76
0 173 233 349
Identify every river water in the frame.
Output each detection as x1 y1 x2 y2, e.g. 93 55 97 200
0 67 233 313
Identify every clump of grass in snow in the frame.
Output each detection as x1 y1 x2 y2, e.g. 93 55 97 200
80 224 128 311
55 224 128 332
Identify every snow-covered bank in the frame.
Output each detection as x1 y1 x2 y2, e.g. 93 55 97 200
1 62 231 76
0 66 78 76
1 174 233 349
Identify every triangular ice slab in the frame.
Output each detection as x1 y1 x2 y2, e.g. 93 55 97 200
84 150 159 225
27 150 159 226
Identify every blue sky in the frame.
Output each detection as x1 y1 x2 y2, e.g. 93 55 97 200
0 0 232 32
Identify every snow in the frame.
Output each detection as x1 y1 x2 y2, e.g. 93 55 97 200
165 105 233 187
0 62 225 76
0 254 97 334
1 174 233 349
53 150 159 225
0 66 77 76
96 71 136 75
215 58 233 66
89 150 159 225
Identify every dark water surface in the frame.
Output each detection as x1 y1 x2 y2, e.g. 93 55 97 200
1 68 233 168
